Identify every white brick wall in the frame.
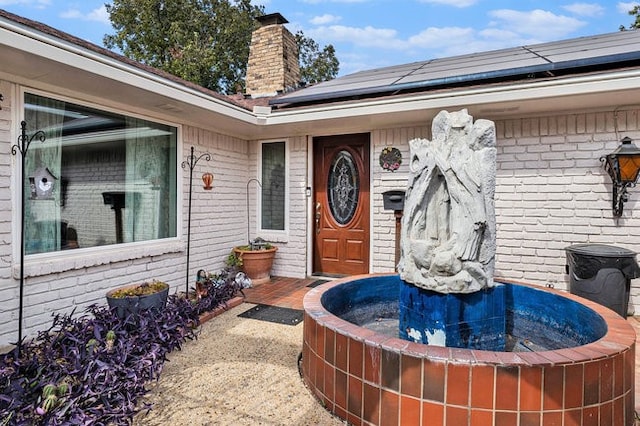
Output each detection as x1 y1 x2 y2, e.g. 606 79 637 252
276 136 310 278
366 112 639 313
495 111 640 312
0 81 16 346
246 136 308 279
0 86 251 347
181 127 250 270
371 127 428 272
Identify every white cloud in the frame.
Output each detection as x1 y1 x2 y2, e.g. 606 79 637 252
407 27 479 58
488 9 586 38
408 26 474 48
301 0 368 3
617 2 640 13
417 0 477 7
405 26 540 59
477 28 520 40
301 5 596 75
87 5 109 23
308 25 405 50
561 3 605 17
310 14 341 25
311 24 501 62
617 1 640 28
470 29 539 51
60 5 110 25
308 16 556 67
337 52 380 74
59 9 81 19
475 28 540 50
0 0 49 7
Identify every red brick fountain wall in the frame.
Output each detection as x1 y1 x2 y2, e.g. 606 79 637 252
302 278 636 426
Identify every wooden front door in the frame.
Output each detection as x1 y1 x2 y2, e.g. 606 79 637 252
313 134 370 275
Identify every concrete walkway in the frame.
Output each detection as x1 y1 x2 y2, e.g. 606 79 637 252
132 299 344 425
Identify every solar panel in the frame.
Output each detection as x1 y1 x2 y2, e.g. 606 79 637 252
271 30 640 106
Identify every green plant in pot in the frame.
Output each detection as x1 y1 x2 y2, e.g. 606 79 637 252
232 237 277 285
106 280 170 319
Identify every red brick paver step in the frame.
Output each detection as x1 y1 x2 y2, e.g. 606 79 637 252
242 276 319 310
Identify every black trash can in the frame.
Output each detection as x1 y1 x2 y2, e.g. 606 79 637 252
565 244 640 317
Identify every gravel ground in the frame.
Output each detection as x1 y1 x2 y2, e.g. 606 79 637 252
133 303 345 426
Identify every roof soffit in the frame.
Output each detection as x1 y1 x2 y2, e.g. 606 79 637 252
0 14 259 138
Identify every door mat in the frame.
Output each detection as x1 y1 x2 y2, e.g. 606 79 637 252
238 304 304 326
306 279 329 288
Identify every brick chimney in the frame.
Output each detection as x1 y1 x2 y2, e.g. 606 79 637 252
245 13 300 98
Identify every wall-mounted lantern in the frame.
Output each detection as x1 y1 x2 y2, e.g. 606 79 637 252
600 137 640 217
202 172 214 190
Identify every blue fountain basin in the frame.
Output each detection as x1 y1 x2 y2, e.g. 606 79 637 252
320 274 607 351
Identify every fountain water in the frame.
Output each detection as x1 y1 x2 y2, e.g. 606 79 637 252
302 110 636 425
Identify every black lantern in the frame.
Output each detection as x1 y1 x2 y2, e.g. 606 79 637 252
601 137 640 217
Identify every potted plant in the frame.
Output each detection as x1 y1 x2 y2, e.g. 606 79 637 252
106 280 170 319
232 238 277 285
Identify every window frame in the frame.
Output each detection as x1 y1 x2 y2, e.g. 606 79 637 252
16 88 183 268
257 139 289 241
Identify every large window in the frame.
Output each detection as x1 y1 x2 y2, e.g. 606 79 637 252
260 141 286 231
23 93 178 255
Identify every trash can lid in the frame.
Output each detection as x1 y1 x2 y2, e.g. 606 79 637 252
565 244 637 258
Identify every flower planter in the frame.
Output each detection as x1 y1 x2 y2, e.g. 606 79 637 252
233 246 277 285
106 281 170 319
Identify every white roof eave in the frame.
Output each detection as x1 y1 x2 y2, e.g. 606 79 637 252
0 19 259 138
262 68 640 133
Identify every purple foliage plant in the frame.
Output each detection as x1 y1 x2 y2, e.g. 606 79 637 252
0 267 246 425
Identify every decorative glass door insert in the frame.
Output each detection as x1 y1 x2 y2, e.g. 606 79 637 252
327 150 359 225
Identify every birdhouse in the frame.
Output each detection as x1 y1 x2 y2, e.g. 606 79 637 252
29 167 57 200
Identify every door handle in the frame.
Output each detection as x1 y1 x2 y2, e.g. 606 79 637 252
315 202 321 234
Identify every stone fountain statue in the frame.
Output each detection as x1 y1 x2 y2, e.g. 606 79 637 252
302 108 636 425
398 109 497 294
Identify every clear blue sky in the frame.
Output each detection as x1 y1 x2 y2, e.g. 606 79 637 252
1 0 639 76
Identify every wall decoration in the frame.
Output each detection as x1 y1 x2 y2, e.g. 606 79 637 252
29 167 57 200
379 146 402 172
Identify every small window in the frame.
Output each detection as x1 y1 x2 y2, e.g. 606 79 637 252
23 93 178 254
260 141 286 231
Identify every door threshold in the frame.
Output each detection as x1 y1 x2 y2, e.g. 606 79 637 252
309 273 344 280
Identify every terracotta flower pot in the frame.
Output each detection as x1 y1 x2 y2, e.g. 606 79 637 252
233 246 277 285
106 281 169 319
